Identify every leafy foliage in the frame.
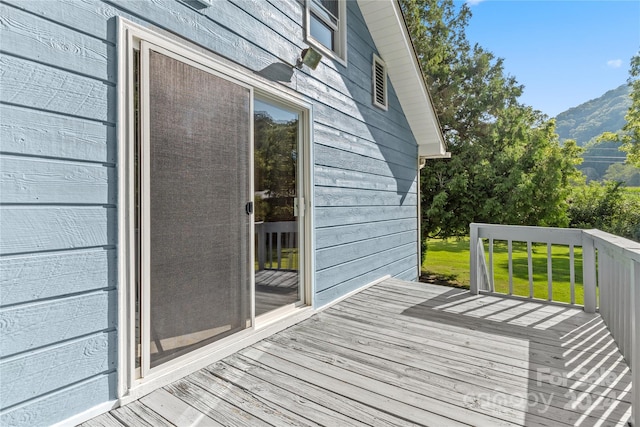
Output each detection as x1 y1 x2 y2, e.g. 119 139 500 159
621 54 640 166
579 139 626 181
400 0 582 241
254 112 297 222
568 182 640 241
603 163 640 186
596 53 640 167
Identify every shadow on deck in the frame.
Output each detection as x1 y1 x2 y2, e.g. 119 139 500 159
84 278 632 426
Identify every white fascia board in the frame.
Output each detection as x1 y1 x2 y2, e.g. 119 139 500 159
357 0 447 158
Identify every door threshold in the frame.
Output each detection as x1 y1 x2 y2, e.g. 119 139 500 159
256 302 308 329
120 305 314 405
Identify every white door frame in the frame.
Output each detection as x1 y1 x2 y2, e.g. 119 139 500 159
117 17 315 403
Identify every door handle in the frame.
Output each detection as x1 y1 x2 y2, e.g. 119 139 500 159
245 201 253 215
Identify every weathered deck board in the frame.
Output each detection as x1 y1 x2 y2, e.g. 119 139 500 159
84 279 632 427
312 309 630 403
255 270 299 316
286 319 631 420
139 388 222 427
80 412 126 427
238 345 470 426
110 401 172 427
342 292 620 364
216 356 401 426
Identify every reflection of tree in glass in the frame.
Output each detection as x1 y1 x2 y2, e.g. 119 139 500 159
254 111 298 222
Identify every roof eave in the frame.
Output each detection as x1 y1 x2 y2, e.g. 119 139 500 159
356 0 448 159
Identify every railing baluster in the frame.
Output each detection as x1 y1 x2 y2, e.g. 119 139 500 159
489 238 494 292
267 232 273 268
469 224 479 295
611 256 617 351
508 240 513 295
581 236 597 313
615 258 623 355
527 241 533 299
619 264 631 360
606 253 612 328
598 249 607 322
547 242 553 301
615 257 622 354
569 244 575 305
276 230 282 269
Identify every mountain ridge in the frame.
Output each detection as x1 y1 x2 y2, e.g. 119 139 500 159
554 83 631 146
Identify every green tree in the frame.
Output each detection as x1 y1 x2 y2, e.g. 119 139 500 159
603 162 640 186
622 53 640 166
579 138 626 180
568 181 640 241
400 0 581 241
254 112 298 222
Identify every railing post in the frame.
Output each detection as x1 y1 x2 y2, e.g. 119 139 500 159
256 222 265 271
470 224 478 295
631 259 639 426
582 232 597 313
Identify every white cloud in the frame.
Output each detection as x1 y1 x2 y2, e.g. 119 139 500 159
466 0 486 5
607 59 623 68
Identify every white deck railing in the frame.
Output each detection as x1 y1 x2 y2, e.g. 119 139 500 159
469 223 640 424
255 221 297 271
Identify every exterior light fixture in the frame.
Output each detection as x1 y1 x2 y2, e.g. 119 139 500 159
296 47 323 70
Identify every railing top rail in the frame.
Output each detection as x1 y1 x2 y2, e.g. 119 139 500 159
471 223 640 262
583 228 640 263
470 223 583 246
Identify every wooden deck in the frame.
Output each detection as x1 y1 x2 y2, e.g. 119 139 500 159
83 278 632 426
255 269 299 317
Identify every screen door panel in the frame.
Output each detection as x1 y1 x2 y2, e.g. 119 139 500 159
147 50 251 368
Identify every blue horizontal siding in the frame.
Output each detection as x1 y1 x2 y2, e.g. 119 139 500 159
316 218 418 249
0 207 116 255
0 54 115 123
1 331 116 408
315 254 418 307
0 3 116 82
316 231 417 270
0 290 117 358
0 2 120 422
0 0 422 424
316 205 418 228
0 373 116 427
316 244 418 293
1 156 116 205
1 248 116 306
0 105 116 164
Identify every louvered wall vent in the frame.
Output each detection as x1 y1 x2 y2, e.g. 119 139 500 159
372 54 388 110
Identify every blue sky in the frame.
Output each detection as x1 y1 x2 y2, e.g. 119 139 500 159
455 0 640 117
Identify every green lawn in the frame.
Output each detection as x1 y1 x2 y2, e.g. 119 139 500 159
624 186 640 198
256 248 298 270
423 238 586 304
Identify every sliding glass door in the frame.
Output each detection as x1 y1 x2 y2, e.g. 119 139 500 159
130 39 308 377
254 98 303 317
